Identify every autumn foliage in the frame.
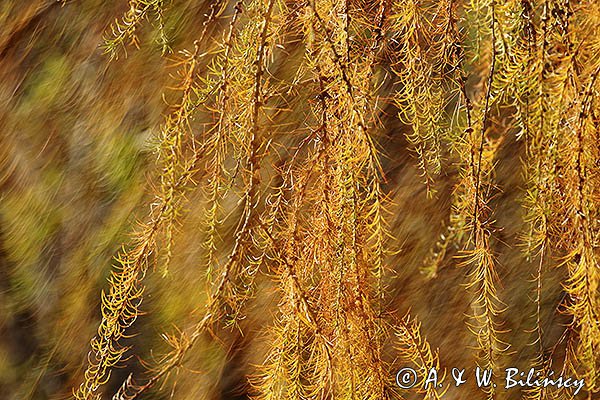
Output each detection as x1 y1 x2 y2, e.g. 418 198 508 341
0 0 599 399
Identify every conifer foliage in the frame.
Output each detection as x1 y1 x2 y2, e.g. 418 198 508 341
0 0 599 399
